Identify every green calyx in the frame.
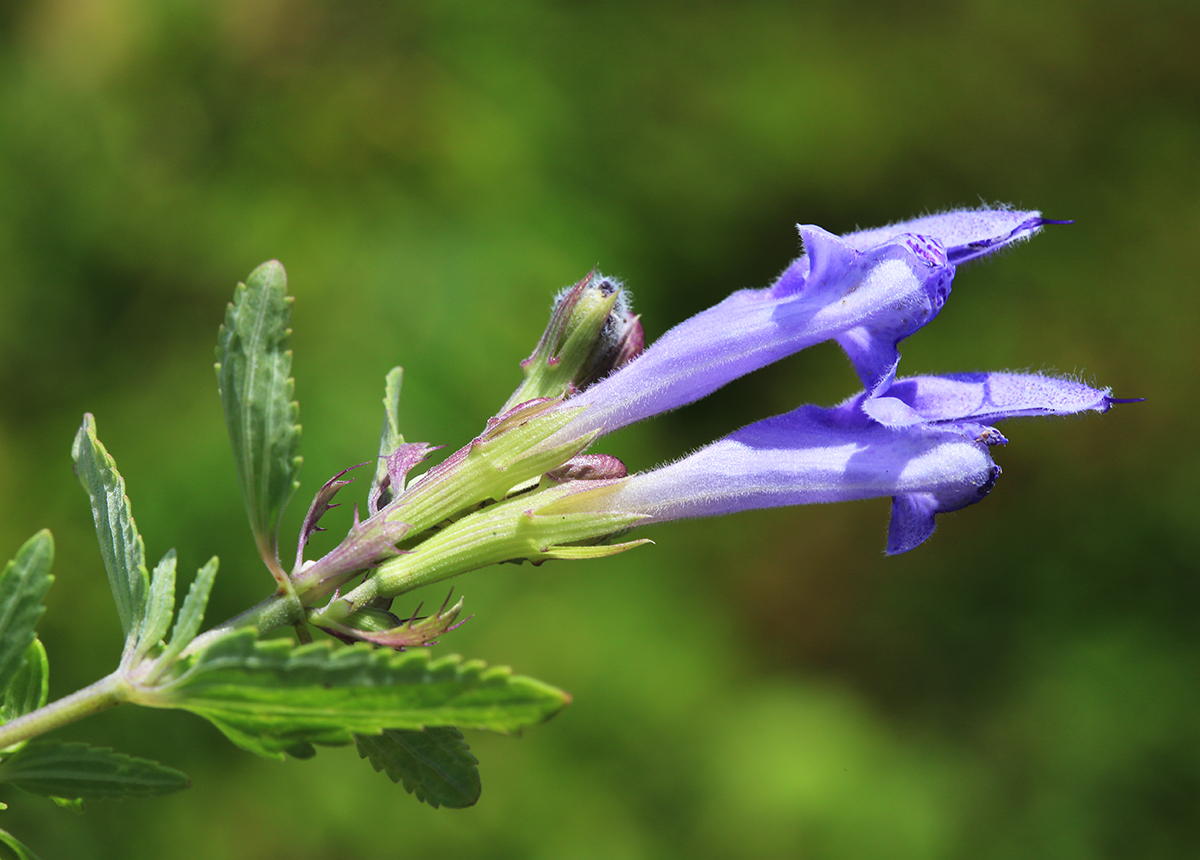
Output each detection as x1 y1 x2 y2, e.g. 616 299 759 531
378 399 595 538
503 272 638 410
314 481 649 621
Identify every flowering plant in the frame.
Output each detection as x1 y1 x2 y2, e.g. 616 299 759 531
0 207 1129 857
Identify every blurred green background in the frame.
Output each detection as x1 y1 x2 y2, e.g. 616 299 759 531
0 0 1195 857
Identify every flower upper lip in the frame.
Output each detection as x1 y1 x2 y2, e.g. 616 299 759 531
840 211 1056 264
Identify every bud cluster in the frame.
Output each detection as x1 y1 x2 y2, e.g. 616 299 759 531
291 275 650 645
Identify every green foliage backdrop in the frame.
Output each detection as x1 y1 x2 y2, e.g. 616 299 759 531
1 1 1195 857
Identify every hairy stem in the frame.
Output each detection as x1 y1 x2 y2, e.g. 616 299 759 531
0 672 130 750
182 589 306 658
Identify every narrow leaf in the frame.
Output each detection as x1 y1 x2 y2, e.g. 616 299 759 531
135 550 177 661
539 538 653 561
0 741 190 799
1 640 49 726
369 367 405 515
0 531 54 693
0 827 43 860
157 557 219 667
355 726 480 808
215 261 302 580
146 631 570 760
314 593 468 650
71 416 148 640
294 465 362 569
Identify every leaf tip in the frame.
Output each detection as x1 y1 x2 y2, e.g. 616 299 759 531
71 413 96 457
248 259 287 284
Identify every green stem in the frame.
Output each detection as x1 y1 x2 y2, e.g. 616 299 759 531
182 589 305 658
0 590 308 750
0 672 130 750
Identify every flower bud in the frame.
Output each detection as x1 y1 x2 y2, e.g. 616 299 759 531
502 271 643 411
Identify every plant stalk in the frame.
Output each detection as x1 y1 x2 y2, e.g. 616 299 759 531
0 672 130 750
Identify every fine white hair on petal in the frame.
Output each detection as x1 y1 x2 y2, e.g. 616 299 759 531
840 207 1044 261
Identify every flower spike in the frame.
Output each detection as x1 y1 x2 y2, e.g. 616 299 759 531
290 206 1130 619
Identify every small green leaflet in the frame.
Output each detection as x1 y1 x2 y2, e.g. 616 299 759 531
0 741 189 800
215 261 302 582
0 826 43 860
356 726 481 808
0 640 49 726
0 531 54 694
380 367 404 453
369 366 405 506
154 557 219 670
135 550 177 662
142 630 570 760
71 416 149 642
70 420 195 660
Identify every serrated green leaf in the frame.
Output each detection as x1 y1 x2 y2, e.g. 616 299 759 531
71 416 148 641
0 826 44 860
0 741 190 800
355 726 480 808
215 261 302 579
0 532 54 694
1 640 48 727
156 557 218 668
135 550 177 662
144 631 570 760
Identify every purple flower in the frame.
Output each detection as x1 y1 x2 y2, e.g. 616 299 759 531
315 207 1130 614
585 373 1120 554
558 208 1052 440
528 207 1131 554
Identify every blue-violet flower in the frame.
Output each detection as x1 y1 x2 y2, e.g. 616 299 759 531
314 206 1131 627
538 207 1128 553
571 372 1118 554
555 208 1053 441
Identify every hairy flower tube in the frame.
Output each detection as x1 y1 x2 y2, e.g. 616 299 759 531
295 206 1131 639
560 372 1122 555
